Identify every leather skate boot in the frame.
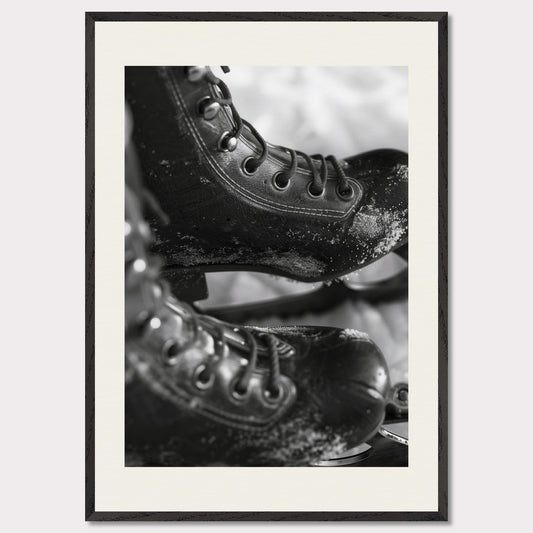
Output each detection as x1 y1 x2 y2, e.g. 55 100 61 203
125 148 393 466
125 67 408 294
126 309 392 465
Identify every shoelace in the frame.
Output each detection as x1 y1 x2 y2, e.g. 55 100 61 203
125 183 282 399
189 66 354 199
195 313 282 398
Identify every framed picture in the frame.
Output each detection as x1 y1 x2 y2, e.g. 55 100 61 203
86 11 447 521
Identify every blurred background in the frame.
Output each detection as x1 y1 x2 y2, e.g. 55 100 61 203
199 66 408 386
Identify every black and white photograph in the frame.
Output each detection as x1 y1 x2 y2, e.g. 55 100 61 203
86 12 447 520
124 65 409 467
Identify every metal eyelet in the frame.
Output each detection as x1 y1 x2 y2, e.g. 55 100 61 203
230 377 251 401
231 387 249 401
197 97 221 120
186 66 206 82
193 363 215 390
272 172 290 191
138 221 151 241
152 282 163 299
132 258 147 273
161 339 180 366
307 182 324 199
263 385 283 404
242 156 258 176
336 183 355 201
217 132 237 152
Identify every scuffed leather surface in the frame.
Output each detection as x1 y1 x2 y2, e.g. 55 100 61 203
126 323 389 466
126 306 296 431
124 67 408 466
126 67 408 281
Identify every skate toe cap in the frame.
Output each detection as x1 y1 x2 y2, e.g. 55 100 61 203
343 149 408 263
316 333 391 433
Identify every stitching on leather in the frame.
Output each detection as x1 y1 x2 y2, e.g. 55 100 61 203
239 134 360 187
166 72 340 217
162 68 358 219
132 349 292 429
217 97 364 198
162 374 288 429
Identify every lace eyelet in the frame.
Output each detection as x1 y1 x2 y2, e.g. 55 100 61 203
138 221 151 241
186 66 206 82
197 97 220 120
272 172 290 191
132 258 147 273
336 183 355 201
161 339 180 366
193 363 215 390
218 132 237 152
242 157 258 176
307 182 324 199
263 385 283 404
230 377 251 401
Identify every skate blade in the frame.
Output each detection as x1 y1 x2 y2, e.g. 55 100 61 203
379 422 408 446
311 442 372 466
342 252 407 290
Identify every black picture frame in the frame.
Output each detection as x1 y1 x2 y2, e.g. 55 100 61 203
86 11 448 521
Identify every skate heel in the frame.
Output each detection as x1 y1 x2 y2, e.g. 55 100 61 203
160 267 208 303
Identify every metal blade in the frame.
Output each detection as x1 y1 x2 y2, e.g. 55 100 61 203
312 442 373 466
379 422 408 446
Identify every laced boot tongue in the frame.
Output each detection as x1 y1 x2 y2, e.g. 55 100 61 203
214 323 295 360
163 297 207 350
234 115 339 175
185 66 353 197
